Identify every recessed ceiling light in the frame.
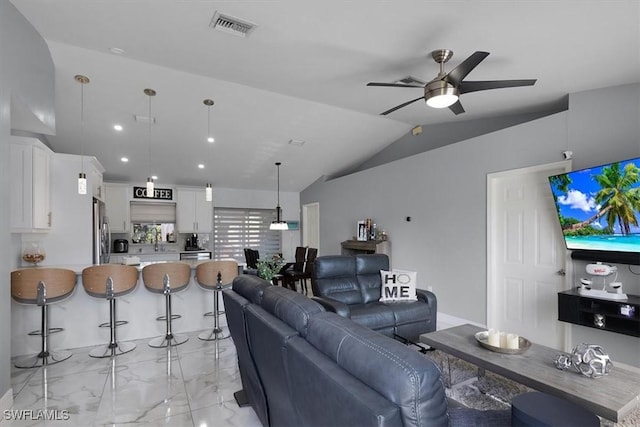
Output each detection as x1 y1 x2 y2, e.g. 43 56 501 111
207 137 215 143
120 157 129 162
198 164 205 169
109 47 126 55
152 175 158 180
114 124 123 131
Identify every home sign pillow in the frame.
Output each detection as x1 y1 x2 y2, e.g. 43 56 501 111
379 270 418 302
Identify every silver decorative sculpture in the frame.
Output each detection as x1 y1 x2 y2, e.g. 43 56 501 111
555 343 612 378
554 353 572 370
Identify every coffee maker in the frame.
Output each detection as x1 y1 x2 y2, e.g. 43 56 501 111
185 233 199 250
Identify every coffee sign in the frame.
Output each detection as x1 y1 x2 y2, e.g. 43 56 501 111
133 186 173 200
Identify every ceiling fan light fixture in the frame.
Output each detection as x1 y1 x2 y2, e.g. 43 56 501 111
424 80 459 108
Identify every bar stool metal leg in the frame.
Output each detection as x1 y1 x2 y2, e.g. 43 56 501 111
149 274 188 348
198 280 230 341
15 299 72 368
90 277 136 358
14 281 71 369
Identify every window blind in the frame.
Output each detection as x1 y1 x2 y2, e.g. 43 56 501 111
130 202 176 223
213 207 281 262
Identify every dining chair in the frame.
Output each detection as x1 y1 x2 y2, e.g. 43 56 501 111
300 248 318 295
243 248 260 275
283 246 307 291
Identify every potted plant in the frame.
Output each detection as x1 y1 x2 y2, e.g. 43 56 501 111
257 255 285 282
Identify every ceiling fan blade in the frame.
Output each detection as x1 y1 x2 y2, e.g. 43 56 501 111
459 79 537 94
448 100 465 115
367 82 423 88
445 51 490 86
380 96 425 115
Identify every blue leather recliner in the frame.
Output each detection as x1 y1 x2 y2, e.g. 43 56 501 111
312 254 437 342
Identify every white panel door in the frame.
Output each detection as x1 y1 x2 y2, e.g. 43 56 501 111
302 202 320 250
488 161 570 349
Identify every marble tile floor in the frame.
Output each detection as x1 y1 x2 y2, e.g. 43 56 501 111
7 330 262 427
8 331 639 427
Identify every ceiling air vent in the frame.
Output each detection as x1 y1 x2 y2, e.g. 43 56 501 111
209 11 257 37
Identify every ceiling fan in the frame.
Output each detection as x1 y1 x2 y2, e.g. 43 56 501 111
367 49 536 116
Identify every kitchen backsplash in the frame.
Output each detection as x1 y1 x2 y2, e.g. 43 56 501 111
110 232 211 254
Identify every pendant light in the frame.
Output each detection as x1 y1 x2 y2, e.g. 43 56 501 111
144 88 156 198
75 74 90 195
270 162 288 230
204 98 214 202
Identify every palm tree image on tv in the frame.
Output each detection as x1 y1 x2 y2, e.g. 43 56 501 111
549 159 640 253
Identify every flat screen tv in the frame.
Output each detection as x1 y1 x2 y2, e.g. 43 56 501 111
547 157 640 258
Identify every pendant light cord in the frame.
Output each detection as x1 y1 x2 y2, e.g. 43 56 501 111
207 103 212 176
276 162 281 207
80 79 85 174
148 93 152 179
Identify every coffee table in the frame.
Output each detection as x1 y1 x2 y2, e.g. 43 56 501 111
420 324 640 422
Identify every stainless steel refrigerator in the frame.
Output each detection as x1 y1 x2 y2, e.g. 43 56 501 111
93 198 111 264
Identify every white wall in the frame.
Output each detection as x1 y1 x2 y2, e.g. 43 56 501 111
564 83 640 366
0 53 11 413
302 113 566 323
301 83 640 366
1 0 56 405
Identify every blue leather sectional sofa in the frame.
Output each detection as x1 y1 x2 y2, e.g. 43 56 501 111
223 274 510 426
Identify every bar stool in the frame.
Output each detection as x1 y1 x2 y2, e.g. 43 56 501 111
82 264 138 358
142 262 191 348
196 260 238 341
11 268 77 368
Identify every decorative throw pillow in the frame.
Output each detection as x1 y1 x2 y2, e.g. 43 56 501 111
379 270 418 302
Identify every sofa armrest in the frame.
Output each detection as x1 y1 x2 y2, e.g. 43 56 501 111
311 296 351 318
416 289 437 312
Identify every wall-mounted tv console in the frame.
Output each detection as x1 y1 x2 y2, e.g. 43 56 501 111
558 289 640 337
571 250 640 266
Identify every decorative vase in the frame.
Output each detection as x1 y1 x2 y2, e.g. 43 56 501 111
23 243 46 266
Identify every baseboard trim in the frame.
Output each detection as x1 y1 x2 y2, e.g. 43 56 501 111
0 388 14 425
437 312 485 331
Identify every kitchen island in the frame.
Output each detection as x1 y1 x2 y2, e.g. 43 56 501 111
10 260 239 358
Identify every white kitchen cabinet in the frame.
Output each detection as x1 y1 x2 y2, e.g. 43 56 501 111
90 158 104 201
105 183 131 232
176 188 212 233
10 137 53 232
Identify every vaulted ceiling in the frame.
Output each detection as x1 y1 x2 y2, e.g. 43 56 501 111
11 1 640 191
